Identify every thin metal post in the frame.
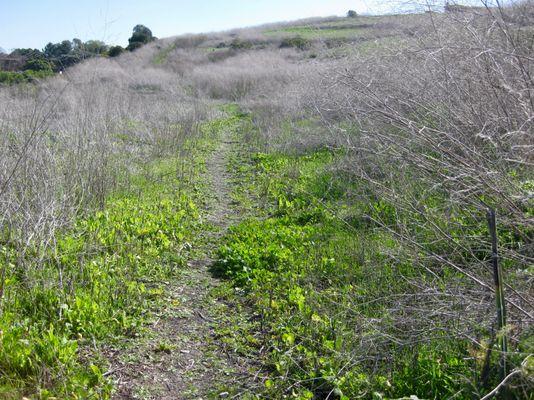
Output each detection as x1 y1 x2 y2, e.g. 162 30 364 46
487 208 507 380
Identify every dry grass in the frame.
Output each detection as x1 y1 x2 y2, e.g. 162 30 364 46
0 47 211 274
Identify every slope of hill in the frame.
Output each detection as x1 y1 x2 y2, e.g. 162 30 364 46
0 3 532 399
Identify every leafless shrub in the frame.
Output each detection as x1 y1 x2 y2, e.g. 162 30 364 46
210 1 532 392
312 0 533 361
172 34 208 49
189 50 300 101
0 46 210 295
207 49 238 63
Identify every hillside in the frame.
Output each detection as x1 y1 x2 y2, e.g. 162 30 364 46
0 4 533 399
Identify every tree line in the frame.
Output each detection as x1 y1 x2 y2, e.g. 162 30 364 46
0 25 155 74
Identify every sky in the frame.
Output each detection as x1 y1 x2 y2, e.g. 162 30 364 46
0 0 412 51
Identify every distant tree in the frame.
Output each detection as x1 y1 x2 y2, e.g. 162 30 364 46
127 24 155 51
44 40 72 59
4 37 118 74
126 41 144 51
6 48 45 71
23 58 53 72
72 38 83 48
69 38 86 61
10 48 44 59
347 10 358 18
0 47 5 54
108 45 124 57
84 40 109 55
444 2 470 12
43 40 72 69
0 53 25 71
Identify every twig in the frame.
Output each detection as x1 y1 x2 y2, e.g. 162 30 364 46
103 366 127 377
479 369 521 400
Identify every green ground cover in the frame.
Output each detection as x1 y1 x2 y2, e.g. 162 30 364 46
214 132 532 399
0 111 240 398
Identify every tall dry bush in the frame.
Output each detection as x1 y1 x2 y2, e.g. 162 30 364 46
189 50 301 101
310 0 533 385
0 49 209 298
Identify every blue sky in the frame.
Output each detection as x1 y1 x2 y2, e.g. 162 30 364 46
0 0 487 51
0 0 411 51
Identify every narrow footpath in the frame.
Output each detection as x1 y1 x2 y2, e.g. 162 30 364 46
112 125 258 399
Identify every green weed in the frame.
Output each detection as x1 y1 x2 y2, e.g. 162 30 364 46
214 147 508 399
0 111 246 397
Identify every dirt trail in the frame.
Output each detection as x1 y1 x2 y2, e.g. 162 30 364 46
111 131 254 399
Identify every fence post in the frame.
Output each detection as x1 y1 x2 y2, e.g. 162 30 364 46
486 208 507 381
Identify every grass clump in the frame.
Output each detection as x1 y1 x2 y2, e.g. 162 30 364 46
153 42 177 64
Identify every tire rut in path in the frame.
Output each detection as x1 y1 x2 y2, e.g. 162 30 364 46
112 132 253 399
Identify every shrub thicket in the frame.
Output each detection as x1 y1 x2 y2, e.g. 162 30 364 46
108 45 124 57
280 36 311 50
230 38 254 50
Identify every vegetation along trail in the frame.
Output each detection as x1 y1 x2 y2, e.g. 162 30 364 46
110 110 260 399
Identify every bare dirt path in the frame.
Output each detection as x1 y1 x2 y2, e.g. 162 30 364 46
111 129 256 399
